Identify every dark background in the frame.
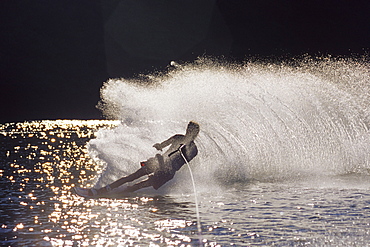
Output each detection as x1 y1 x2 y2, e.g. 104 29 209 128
1 0 369 123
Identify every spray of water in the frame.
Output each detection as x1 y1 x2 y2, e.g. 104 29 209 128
89 57 369 191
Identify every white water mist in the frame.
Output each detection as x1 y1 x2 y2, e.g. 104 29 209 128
89 57 369 190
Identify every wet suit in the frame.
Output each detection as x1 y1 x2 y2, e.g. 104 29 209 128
146 140 198 189
95 131 199 195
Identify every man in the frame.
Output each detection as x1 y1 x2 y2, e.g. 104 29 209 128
75 121 200 197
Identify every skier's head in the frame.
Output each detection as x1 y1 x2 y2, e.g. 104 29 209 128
185 121 200 139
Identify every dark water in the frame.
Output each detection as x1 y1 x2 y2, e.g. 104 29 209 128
1 120 370 247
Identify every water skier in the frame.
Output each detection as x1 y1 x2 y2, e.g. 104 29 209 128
75 121 200 197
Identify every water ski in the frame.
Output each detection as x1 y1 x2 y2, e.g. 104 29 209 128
74 186 133 198
74 187 99 198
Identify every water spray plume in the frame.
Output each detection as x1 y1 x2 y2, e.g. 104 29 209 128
91 57 369 189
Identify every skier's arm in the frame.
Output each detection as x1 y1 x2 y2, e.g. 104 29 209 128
153 135 183 151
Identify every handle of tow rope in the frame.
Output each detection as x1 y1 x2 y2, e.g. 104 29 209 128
168 144 185 157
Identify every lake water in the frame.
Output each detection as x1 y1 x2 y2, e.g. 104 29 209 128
1 58 369 246
0 120 369 246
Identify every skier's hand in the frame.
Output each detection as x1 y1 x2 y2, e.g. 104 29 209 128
153 143 162 151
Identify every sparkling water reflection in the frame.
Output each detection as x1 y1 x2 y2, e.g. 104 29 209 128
1 120 370 246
